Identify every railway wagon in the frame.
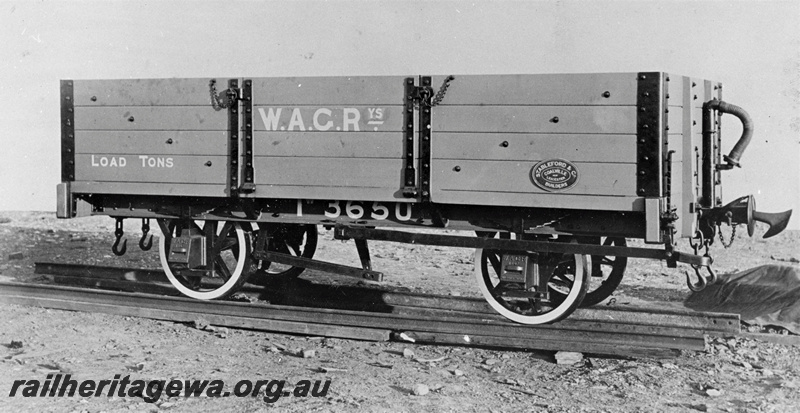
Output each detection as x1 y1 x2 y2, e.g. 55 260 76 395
56 73 791 324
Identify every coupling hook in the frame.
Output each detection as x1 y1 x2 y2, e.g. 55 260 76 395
112 218 127 256
139 218 153 251
686 267 707 292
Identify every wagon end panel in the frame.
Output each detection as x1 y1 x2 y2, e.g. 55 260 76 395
672 76 723 239
249 76 413 202
68 78 234 198
429 73 661 212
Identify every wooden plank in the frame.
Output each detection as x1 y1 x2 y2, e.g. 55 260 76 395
433 188 643 211
432 159 636 196
250 76 409 105
255 157 403 188
74 78 224 107
667 133 684 161
75 106 228 131
433 189 644 211
252 106 404 132
75 154 227 184
71 181 228 197
254 186 410 203
432 106 637 134
665 75 686 108
75 131 229 156
432 133 636 163
680 78 701 238
429 73 641 106
254 132 404 158
667 106 683 134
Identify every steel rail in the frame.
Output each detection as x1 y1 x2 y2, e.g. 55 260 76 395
0 262 741 358
0 280 693 358
34 262 740 334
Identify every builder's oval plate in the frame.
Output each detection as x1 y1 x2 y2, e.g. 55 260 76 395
530 159 579 192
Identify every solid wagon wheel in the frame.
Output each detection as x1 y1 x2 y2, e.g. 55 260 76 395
548 236 627 306
158 219 253 300
474 235 588 324
248 223 318 284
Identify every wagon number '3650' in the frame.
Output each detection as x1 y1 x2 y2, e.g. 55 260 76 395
296 200 414 221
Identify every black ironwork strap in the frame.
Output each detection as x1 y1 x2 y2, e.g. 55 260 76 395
419 76 432 202
240 79 255 193
662 75 673 211
61 80 75 182
636 72 663 198
335 226 711 267
402 78 418 197
228 79 240 194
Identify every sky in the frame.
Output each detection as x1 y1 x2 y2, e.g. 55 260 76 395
0 0 798 228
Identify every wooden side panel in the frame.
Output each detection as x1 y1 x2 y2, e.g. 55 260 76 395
254 132 403 158
433 106 637 134
71 181 228 197
73 78 218 106
250 76 408 105
251 106 404 132
255 158 403 188
254 186 408 203
75 131 228 156
427 73 650 211
249 77 410 200
254 158 406 202
72 79 232 193
75 107 228 131
437 190 644 211
429 73 640 106
75 155 228 184
433 160 636 196
433 134 636 163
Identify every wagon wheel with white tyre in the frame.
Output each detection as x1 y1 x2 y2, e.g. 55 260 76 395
474 233 589 324
548 236 627 307
158 219 254 300
247 223 318 285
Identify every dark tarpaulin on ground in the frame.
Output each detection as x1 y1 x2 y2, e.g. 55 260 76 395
685 265 800 334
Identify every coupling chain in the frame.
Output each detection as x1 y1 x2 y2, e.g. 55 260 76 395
209 79 237 111
430 75 455 107
414 75 455 109
718 223 737 248
689 230 711 255
528 214 571 232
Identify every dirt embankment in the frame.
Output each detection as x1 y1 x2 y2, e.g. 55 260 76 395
1 211 799 412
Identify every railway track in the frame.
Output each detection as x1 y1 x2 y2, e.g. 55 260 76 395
0 262 741 358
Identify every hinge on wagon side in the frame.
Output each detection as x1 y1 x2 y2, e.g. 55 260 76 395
239 79 255 194
402 78 420 198
61 80 76 182
226 79 241 195
402 77 434 201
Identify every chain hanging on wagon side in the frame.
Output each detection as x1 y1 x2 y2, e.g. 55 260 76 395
208 79 238 111
415 75 455 109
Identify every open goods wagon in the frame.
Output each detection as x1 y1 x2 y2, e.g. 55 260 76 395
56 73 791 324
